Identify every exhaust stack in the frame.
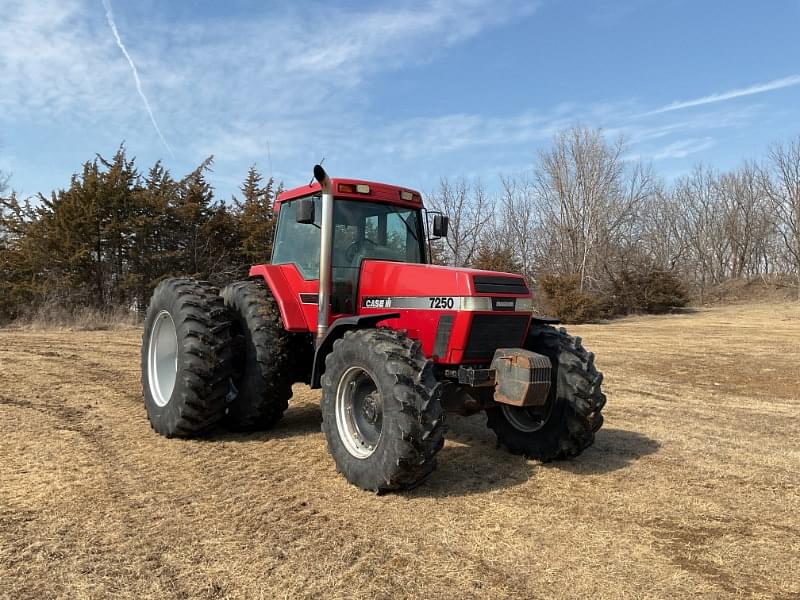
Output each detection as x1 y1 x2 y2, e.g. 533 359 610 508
314 164 333 346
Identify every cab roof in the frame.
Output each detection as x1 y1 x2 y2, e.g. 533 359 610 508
275 178 424 212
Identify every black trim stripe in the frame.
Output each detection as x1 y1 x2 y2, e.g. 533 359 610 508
473 275 529 295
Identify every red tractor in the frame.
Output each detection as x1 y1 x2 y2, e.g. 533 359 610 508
141 165 605 491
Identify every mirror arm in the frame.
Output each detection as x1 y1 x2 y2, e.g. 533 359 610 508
423 208 433 264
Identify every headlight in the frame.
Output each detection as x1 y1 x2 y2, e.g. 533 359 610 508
515 298 533 312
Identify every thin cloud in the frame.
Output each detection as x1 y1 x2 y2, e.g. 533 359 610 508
626 137 715 162
643 75 800 116
101 0 174 158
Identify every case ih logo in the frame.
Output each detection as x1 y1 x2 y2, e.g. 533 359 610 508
363 297 392 309
492 298 516 311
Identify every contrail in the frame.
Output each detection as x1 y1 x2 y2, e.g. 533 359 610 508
643 74 800 116
102 0 175 158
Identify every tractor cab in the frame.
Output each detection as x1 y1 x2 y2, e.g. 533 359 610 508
270 180 431 315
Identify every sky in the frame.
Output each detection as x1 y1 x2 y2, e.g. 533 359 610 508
1 0 799 200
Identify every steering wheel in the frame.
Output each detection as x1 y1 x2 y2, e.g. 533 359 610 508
345 238 378 263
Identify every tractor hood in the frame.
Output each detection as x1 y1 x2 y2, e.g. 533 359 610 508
357 260 532 311
357 260 533 364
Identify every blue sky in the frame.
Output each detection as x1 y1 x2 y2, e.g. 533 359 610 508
1 0 799 200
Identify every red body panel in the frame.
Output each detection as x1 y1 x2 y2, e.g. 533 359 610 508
248 264 308 331
250 263 363 332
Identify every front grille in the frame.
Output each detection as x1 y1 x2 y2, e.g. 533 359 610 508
463 314 529 360
473 275 529 295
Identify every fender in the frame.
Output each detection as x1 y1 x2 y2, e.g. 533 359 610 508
310 313 399 389
530 315 560 326
248 264 307 332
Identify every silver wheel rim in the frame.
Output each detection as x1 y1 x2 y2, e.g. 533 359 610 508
501 404 549 433
335 366 383 459
147 310 178 408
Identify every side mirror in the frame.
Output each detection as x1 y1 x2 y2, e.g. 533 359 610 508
432 215 449 238
296 198 315 224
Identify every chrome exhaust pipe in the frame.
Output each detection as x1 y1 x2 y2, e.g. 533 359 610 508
314 164 333 346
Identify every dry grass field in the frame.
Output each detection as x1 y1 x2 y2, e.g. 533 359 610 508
1 302 798 599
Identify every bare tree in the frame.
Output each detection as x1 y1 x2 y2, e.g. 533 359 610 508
760 136 800 292
495 173 539 280
0 168 11 245
639 183 688 271
427 177 493 267
714 162 774 279
672 166 731 298
531 126 653 290
0 169 8 199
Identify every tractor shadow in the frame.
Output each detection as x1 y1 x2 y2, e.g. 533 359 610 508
205 403 323 443
542 426 661 476
409 415 661 497
202 401 660 497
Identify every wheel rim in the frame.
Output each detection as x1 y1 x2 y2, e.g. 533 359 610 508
501 403 551 433
335 366 383 459
147 310 178 408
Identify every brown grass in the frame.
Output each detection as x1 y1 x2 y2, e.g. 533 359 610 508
9 303 141 331
1 302 798 599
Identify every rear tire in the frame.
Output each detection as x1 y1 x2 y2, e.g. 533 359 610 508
320 328 445 492
221 279 298 431
486 324 606 461
141 278 233 437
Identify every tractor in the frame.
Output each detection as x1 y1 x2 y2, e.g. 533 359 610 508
141 165 605 491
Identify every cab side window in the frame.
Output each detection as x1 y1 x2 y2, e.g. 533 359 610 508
271 197 321 279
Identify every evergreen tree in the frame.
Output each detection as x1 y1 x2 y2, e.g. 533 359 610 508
169 157 216 277
0 146 287 324
0 193 38 320
233 165 277 270
97 147 141 305
129 161 176 309
471 244 521 274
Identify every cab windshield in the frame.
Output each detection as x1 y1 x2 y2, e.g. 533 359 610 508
331 199 424 268
272 196 426 313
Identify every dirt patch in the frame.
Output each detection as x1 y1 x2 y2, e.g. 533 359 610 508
1 302 798 598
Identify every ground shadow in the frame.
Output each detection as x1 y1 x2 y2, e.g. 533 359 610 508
542 426 661 475
202 403 322 443
202 404 660 495
410 416 661 498
669 306 701 314
407 414 535 497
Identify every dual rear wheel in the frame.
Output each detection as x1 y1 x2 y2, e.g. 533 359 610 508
141 279 234 437
141 278 300 436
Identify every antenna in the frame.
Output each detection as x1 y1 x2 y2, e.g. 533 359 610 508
309 157 326 186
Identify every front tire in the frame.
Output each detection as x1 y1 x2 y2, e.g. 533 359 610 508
486 324 606 461
320 328 445 492
141 278 233 437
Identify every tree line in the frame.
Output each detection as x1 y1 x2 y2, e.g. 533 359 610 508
428 127 800 319
0 147 277 323
2 128 799 325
